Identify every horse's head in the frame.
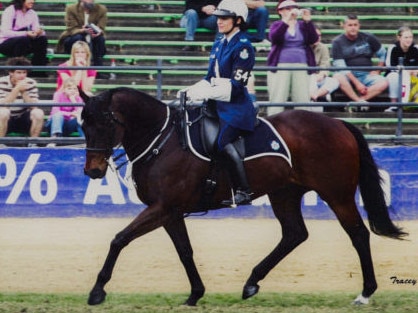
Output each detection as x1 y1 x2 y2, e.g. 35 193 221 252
80 89 125 179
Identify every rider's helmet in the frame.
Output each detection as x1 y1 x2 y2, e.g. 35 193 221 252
213 0 248 23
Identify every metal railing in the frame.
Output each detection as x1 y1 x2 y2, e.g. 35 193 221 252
0 63 417 145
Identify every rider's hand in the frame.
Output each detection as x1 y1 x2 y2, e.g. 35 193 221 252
177 80 211 101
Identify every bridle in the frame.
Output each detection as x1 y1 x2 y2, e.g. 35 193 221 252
86 105 172 171
85 110 125 156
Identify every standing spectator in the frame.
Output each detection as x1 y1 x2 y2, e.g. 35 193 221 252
180 0 221 51
57 41 97 95
245 0 269 44
0 0 48 77
331 14 388 110
267 0 318 115
310 26 339 107
46 77 84 145
0 57 44 144
57 0 107 77
384 26 418 112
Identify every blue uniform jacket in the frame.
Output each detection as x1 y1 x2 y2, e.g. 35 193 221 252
206 31 256 132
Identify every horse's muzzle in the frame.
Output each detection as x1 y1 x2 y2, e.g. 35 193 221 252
84 168 106 179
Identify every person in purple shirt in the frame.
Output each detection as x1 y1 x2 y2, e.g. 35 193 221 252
0 0 48 77
266 0 318 115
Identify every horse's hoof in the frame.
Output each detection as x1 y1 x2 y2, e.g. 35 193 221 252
352 294 369 305
242 284 260 300
183 300 197 307
88 288 107 305
183 289 204 306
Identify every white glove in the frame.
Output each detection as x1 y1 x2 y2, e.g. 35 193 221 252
176 80 211 100
177 78 232 102
209 77 232 102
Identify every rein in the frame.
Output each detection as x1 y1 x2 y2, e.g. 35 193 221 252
126 105 171 165
104 105 172 174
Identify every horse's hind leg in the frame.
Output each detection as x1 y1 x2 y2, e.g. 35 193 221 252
329 200 377 304
164 215 205 306
243 186 308 299
88 204 171 306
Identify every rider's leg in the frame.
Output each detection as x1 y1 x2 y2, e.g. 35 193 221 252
221 143 252 206
217 124 252 206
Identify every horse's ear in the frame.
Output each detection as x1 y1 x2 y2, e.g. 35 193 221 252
78 87 90 103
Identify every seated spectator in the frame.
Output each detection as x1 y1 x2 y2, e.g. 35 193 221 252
46 77 84 145
331 14 388 110
180 0 220 51
0 57 44 144
57 0 107 78
385 26 418 112
245 0 269 45
0 0 48 77
57 41 97 95
310 26 339 106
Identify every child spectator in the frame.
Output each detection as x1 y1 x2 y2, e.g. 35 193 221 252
47 77 84 145
385 26 418 112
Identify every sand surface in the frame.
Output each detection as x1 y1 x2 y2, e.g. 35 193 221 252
0 218 416 295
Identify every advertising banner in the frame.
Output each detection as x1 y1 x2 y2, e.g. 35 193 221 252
1 146 417 219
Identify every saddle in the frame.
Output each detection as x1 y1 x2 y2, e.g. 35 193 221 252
199 101 245 158
183 103 291 165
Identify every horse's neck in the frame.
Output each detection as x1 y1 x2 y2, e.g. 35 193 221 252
122 104 170 161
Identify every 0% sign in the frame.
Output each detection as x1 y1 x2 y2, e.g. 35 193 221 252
0 154 57 204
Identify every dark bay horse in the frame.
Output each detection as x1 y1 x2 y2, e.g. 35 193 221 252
80 87 406 307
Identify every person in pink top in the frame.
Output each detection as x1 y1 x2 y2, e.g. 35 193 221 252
46 77 84 144
0 0 48 77
57 40 96 95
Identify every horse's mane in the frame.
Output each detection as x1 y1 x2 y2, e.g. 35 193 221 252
91 87 165 115
112 87 164 104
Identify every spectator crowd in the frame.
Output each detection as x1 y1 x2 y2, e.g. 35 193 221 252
0 0 417 146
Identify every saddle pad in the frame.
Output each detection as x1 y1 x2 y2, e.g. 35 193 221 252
186 109 292 167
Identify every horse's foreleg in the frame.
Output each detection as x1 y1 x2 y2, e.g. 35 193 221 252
243 188 308 299
88 205 170 306
164 215 205 306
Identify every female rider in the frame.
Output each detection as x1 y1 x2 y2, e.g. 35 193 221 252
181 0 256 206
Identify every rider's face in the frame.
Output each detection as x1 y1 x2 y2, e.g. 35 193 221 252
217 16 235 34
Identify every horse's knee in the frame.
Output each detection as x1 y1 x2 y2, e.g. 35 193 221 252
111 232 130 249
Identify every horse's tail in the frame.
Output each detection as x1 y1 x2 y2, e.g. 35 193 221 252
342 121 408 240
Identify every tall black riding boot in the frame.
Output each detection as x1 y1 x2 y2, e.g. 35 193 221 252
221 143 252 206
